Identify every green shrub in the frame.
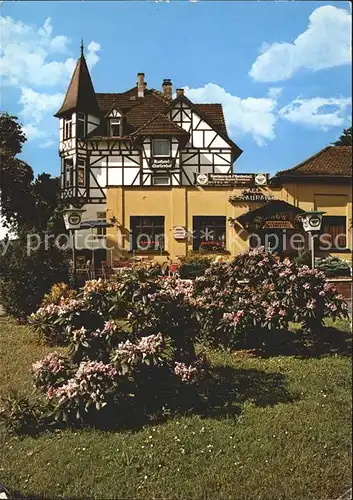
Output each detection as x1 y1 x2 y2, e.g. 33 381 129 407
178 252 213 279
0 391 41 435
315 256 351 277
0 232 70 320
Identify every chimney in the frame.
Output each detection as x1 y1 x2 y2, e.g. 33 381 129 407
137 72 145 98
176 88 184 98
162 79 172 99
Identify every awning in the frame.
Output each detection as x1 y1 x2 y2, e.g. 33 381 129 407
236 200 304 231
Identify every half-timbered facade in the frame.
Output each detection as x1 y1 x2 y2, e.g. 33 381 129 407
55 49 242 208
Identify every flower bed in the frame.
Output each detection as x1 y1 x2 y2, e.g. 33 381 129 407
3 249 347 433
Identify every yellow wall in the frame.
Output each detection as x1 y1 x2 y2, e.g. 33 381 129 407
280 181 352 261
106 182 352 263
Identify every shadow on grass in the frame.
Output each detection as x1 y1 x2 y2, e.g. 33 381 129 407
247 325 352 359
197 366 295 420
108 365 296 429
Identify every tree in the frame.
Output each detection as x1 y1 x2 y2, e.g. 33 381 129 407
0 113 63 232
332 126 352 146
0 113 70 320
0 112 26 156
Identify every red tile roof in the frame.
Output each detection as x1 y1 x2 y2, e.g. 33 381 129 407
56 54 241 158
196 104 227 135
274 146 352 180
132 113 189 136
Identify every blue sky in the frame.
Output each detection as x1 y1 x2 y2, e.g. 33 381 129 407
1 0 351 177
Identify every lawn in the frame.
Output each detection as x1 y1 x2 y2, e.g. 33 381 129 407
0 315 351 500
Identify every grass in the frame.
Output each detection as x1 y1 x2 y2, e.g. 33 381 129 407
0 315 352 500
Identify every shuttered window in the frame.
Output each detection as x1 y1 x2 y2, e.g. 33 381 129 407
320 216 347 250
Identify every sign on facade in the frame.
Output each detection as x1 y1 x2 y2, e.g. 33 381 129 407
150 158 174 169
229 189 274 202
173 226 187 239
195 173 269 187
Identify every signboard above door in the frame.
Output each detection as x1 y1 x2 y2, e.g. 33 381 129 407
195 173 269 187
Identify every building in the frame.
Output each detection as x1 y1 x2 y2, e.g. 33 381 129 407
55 48 352 266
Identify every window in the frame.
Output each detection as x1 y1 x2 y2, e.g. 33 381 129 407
96 212 106 238
77 113 86 138
320 216 347 250
77 158 86 187
193 216 226 252
152 175 170 186
64 118 72 139
130 216 164 252
64 158 73 187
109 118 122 136
152 139 171 157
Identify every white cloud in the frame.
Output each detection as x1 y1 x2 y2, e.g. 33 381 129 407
0 15 101 87
0 15 101 146
19 87 64 124
267 87 283 99
22 123 48 141
249 5 352 82
279 97 352 130
184 83 278 146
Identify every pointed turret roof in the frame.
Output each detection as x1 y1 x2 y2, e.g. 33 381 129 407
54 50 100 117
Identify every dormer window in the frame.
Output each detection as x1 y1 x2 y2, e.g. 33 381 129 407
109 118 122 136
64 118 72 139
152 139 171 157
77 113 86 139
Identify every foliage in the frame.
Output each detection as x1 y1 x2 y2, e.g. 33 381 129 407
192 247 348 346
0 112 63 232
315 256 351 277
0 232 70 320
179 252 213 278
0 112 26 155
41 282 78 307
27 270 205 428
332 126 352 146
17 249 349 429
0 390 41 435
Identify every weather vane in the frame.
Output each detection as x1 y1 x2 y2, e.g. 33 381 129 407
80 39 84 56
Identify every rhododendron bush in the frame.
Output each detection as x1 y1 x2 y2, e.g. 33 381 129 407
192 247 348 346
28 267 206 428
23 251 348 430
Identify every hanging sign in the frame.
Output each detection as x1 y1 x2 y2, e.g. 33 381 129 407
173 226 187 240
301 211 325 232
195 173 268 187
62 208 86 230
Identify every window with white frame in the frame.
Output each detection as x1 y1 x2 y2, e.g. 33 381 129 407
109 118 122 136
77 113 86 138
152 175 170 186
64 158 74 187
152 138 171 157
77 158 86 186
64 118 72 139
